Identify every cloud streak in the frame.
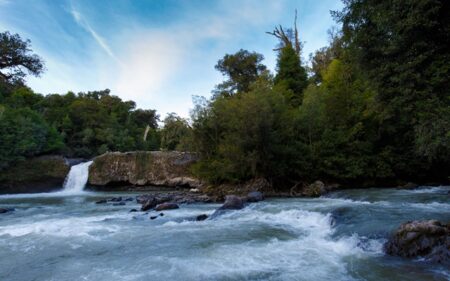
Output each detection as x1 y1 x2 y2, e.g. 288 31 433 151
70 8 122 65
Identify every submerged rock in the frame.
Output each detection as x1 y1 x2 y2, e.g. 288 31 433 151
95 199 107 204
113 202 126 206
0 208 13 214
384 220 450 265
109 197 123 202
155 202 179 211
150 216 158 220
246 191 264 202
196 214 208 221
129 209 138 212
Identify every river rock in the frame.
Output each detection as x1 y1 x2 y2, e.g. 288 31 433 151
196 214 208 221
141 197 158 211
129 209 138 212
155 202 179 211
246 191 264 202
0 208 10 214
95 199 107 204
398 182 419 190
113 202 126 206
150 216 158 220
219 195 244 210
109 197 122 202
384 220 450 264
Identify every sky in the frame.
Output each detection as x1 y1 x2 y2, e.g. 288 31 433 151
0 0 343 118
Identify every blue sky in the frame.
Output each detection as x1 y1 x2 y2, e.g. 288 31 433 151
0 0 343 118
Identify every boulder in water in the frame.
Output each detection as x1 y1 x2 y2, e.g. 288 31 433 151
155 202 179 211
141 197 158 211
219 195 244 210
95 199 107 204
109 197 123 202
113 202 126 206
196 214 208 221
150 216 158 220
0 208 13 214
384 220 450 264
246 191 264 202
129 209 138 212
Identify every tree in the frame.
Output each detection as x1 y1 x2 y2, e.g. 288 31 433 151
269 11 308 106
0 32 44 83
160 113 192 151
334 0 450 179
274 44 308 106
214 49 267 96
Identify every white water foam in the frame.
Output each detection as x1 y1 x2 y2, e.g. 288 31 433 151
62 161 93 194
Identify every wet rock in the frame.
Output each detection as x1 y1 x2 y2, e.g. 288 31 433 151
302 181 327 197
246 191 264 203
109 197 122 202
190 188 200 193
0 208 11 214
141 197 158 211
95 199 107 204
159 213 164 216
150 216 158 220
124 197 133 201
136 194 153 204
384 220 450 265
219 195 244 210
113 202 126 206
155 202 179 211
196 214 208 221
129 209 138 212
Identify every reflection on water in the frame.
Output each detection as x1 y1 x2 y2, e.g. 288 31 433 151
0 186 449 281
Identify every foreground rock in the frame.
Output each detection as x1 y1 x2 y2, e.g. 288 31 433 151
385 220 450 264
219 195 244 210
155 202 179 211
88 151 202 188
0 208 14 214
0 155 70 194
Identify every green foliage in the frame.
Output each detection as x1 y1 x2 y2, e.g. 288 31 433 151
192 74 296 183
0 31 44 83
0 107 63 170
274 44 308 106
160 113 192 151
335 0 450 179
214 49 267 96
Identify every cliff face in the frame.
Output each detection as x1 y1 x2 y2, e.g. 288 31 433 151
0 155 70 194
88 151 201 188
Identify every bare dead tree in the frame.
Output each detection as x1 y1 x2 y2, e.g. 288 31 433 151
266 9 302 56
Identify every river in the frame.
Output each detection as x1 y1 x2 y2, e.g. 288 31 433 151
0 186 449 281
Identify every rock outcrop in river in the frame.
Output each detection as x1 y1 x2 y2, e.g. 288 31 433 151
385 220 450 265
88 151 202 188
0 155 71 194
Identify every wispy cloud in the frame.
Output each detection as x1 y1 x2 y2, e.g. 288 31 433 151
70 8 122 65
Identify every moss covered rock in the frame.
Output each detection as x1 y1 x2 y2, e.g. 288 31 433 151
0 155 70 194
88 151 201 188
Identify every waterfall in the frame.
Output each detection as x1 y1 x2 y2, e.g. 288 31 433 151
62 161 93 193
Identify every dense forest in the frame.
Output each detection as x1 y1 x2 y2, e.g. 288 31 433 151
1 0 449 187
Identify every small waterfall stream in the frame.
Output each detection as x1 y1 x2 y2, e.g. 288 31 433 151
62 161 93 193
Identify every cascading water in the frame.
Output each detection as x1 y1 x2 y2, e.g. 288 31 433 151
62 161 93 193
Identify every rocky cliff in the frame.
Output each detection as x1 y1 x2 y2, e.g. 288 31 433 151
0 155 70 194
88 151 201 188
